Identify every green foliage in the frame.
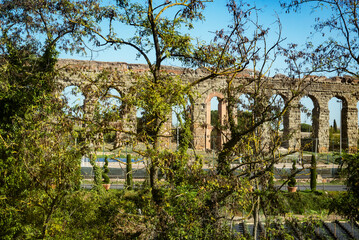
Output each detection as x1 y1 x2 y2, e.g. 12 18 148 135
301 123 312 132
0 33 88 239
263 190 334 215
104 131 116 143
102 156 110 184
0 38 57 131
332 153 359 220
211 110 219 127
310 154 317 191
2 1 347 238
90 156 103 192
285 217 321 240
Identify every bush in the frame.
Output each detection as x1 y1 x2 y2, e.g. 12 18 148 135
310 154 317 191
332 153 359 220
104 131 116 143
263 191 335 215
288 160 297 187
102 156 110 184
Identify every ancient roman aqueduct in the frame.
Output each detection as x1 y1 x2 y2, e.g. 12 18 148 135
57 59 359 153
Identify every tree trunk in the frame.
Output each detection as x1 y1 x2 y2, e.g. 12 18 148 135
253 195 260 240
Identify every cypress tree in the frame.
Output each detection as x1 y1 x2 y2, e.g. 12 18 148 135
333 119 338 133
102 156 110 184
90 155 103 192
126 154 133 190
288 159 297 187
310 154 317 191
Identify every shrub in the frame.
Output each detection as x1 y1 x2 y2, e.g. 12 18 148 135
126 154 133 190
102 156 110 184
288 160 297 187
310 154 317 191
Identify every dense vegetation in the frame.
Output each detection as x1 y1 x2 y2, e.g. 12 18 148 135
1 0 359 239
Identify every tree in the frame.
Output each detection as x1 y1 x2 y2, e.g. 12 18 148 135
333 119 338 133
182 1 311 237
288 160 297 187
310 154 317 191
0 0 316 238
0 36 57 238
301 123 312 132
0 1 98 237
69 0 214 201
211 110 219 127
102 157 110 185
126 154 133 190
67 1 312 238
281 0 359 77
0 49 85 238
333 153 359 221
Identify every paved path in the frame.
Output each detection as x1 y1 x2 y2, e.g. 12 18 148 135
81 184 347 191
276 184 346 191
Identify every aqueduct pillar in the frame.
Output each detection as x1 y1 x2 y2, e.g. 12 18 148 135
317 99 330 153
285 103 301 151
344 106 358 153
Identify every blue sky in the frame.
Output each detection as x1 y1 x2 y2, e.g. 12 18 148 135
60 0 350 128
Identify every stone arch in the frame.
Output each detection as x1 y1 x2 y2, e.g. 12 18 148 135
171 96 195 149
328 95 349 152
210 128 220 150
300 95 320 152
55 59 359 152
268 93 290 148
267 91 301 151
269 93 286 130
172 96 193 127
236 93 254 129
98 87 122 112
61 85 86 117
237 93 253 110
342 95 358 153
205 92 225 125
205 92 226 150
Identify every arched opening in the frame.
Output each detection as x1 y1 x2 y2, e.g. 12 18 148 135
269 94 285 131
210 128 220 150
211 97 220 127
99 88 121 110
61 85 85 117
205 93 225 150
136 107 147 141
300 96 318 152
210 96 220 150
328 97 348 152
237 94 253 130
98 88 122 144
171 97 194 149
97 88 121 118
268 94 286 148
172 105 182 128
172 97 193 127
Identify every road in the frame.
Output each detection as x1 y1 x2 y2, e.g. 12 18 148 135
81 184 347 191
276 184 346 191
